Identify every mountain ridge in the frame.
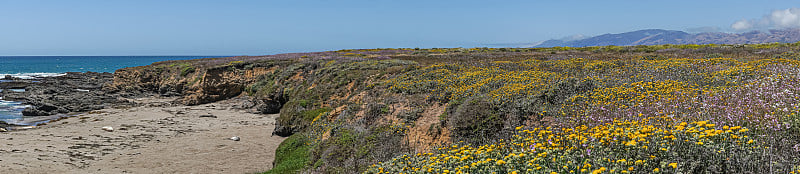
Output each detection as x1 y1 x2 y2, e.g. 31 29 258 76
533 28 800 47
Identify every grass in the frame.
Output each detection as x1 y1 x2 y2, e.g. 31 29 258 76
302 108 331 122
263 134 311 174
180 66 195 76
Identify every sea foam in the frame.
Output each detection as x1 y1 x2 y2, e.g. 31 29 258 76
0 73 67 79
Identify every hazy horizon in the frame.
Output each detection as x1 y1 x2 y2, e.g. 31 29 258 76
2 0 799 56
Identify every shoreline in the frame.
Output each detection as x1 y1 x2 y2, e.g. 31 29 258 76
0 72 117 124
4 113 77 129
0 96 285 173
0 72 67 80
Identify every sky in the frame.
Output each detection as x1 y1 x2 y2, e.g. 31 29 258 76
0 0 798 56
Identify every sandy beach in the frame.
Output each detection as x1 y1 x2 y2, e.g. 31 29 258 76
0 97 285 173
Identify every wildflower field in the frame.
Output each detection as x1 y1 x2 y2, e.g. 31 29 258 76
113 41 800 173
188 43 800 173
366 51 800 173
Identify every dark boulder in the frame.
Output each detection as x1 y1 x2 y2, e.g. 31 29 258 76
22 107 55 116
0 120 11 128
272 124 296 137
256 99 283 114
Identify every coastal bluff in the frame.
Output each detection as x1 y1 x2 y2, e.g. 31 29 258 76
7 44 800 173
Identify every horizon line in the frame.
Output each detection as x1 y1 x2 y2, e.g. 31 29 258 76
0 55 240 57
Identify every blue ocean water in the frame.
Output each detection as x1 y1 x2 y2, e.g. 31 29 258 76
0 56 227 125
0 100 25 122
0 56 228 75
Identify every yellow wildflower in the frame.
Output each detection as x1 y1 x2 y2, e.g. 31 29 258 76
592 167 607 174
739 128 749 132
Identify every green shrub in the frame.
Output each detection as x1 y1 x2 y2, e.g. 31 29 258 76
704 53 725 58
297 99 312 108
180 66 195 76
302 108 331 122
263 134 310 174
448 97 505 145
309 126 408 173
397 108 422 124
773 51 800 60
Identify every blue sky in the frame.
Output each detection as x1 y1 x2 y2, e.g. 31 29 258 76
0 0 798 56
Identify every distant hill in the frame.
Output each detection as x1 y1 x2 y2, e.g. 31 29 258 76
532 28 800 47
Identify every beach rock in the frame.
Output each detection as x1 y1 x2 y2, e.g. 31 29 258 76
229 136 240 141
0 121 12 128
21 102 67 116
36 103 59 112
15 126 35 130
0 81 28 89
199 114 217 118
0 121 9 132
273 125 295 137
255 99 284 114
22 107 56 116
8 72 121 116
101 126 114 132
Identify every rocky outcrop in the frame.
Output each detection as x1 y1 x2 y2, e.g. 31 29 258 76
254 98 285 114
3 72 120 116
0 81 28 89
21 102 63 116
106 57 310 111
180 66 247 105
107 65 171 97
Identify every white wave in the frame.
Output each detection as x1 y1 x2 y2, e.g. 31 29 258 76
7 89 25 92
0 72 67 79
0 100 21 105
11 105 30 110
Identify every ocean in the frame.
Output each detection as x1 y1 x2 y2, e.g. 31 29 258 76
0 56 227 124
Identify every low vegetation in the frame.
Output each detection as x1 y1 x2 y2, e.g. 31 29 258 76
113 42 800 173
264 134 311 174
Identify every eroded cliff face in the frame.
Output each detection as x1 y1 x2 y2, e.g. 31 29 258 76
109 61 252 105
182 67 244 105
